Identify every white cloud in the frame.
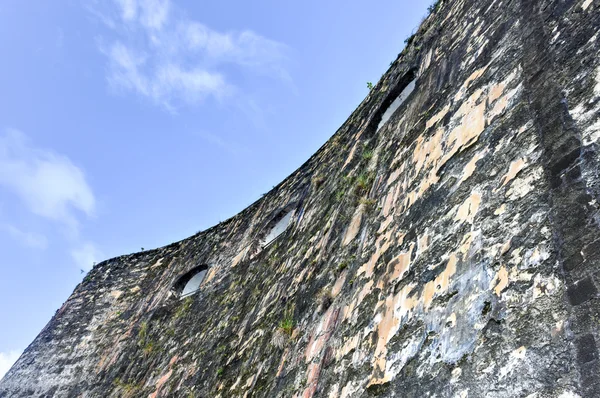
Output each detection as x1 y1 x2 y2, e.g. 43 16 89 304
94 0 289 110
114 0 170 29
0 129 95 231
104 42 229 110
138 0 170 30
155 64 227 102
71 242 104 271
0 350 21 381
115 0 137 21
2 224 47 249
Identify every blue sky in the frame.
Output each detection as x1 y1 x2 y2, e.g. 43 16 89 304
0 0 430 378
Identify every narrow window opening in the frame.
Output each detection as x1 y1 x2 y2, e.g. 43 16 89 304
181 269 207 298
377 79 416 131
364 68 417 137
173 265 209 299
261 209 294 247
247 202 301 261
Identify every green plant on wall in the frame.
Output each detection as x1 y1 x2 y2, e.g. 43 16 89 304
338 261 349 272
279 316 294 336
428 0 442 14
174 296 193 319
367 82 374 90
143 340 156 355
114 378 141 397
271 306 296 349
279 306 295 336
138 321 148 345
137 321 159 356
359 197 377 209
354 172 374 196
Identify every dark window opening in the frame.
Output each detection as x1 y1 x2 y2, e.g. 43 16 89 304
377 79 416 130
365 68 417 136
173 265 209 299
261 209 294 247
249 202 299 257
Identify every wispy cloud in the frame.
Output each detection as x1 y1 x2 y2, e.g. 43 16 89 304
103 42 229 111
0 129 95 232
0 350 21 380
1 224 48 250
71 242 105 271
114 0 138 23
91 0 290 110
192 130 246 155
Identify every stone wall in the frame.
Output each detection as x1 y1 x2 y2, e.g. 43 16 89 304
1 0 599 396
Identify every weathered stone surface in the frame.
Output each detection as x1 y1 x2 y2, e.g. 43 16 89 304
1 0 600 396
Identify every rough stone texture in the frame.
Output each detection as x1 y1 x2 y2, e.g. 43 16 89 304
2 0 600 396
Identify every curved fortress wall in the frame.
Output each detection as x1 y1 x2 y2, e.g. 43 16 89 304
2 0 600 396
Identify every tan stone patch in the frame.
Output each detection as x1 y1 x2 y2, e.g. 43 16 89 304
499 158 528 187
417 233 430 256
342 205 364 246
305 307 340 362
426 104 451 130
129 286 141 294
150 258 164 269
491 265 509 296
447 313 457 328
455 192 482 224
446 91 487 154
386 165 404 187
232 247 248 267
489 85 520 121
342 142 359 169
204 266 218 284
494 204 506 215
382 186 396 217
388 243 415 284
336 333 361 360
454 65 489 103
369 284 418 385
459 232 476 255
501 239 512 255
400 82 504 215
378 214 395 234
149 369 172 398
331 271 347 298
302 363 322 398
371 296 399 385
459 148 488 184
340 381 359 398
357 229 396 278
